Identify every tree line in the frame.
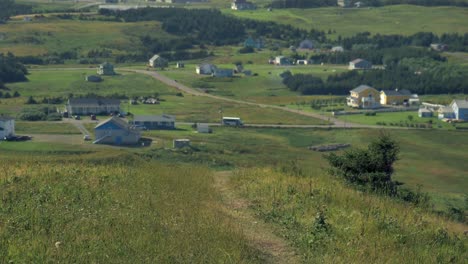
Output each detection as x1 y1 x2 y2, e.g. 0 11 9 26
267 0 468 8
0 53 28 88
281 60 467 95
338 32 468 52
99 8 327 46
309 46 445 65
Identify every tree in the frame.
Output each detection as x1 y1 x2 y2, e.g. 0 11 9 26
325 132 400 193
0 0 15 23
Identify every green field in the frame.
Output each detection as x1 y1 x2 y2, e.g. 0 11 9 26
226 5 468 38
0 19 170 56
158 62 347 102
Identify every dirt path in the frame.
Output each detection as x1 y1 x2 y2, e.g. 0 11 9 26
214 171 300 264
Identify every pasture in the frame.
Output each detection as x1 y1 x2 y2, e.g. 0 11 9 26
226 5 468 38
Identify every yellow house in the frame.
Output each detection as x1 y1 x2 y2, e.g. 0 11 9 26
380 89 412 105
347 85 380 109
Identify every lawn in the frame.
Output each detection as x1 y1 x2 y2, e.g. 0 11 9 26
336 111 457 129
15 121 80 134
158 62 347 102
8 69 175 98
226 5 468 38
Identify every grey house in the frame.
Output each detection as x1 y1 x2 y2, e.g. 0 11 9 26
65 98 120 115
132 115 175 130
149 55 168 68
94 116 140 145
98 62 115 75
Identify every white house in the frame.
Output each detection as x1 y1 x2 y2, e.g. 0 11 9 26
349 58 372 70
149 55 168 68
196 63 217 75
0 116 15 140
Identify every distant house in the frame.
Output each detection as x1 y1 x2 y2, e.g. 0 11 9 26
234 64 244 73
97 62 115 75
430 43 448 52
132 115 175 130
418 108 433 118
213 68 234 77
296 60 309 65
197 123 212 133
450 99 468 121
0 116 15 140
331 46 344 52
149 55 168 68
337 0 352 7
347 85 380 109
438 106 456 119
349 59 372 70
298 39 314 50
176 62 185 68
244 37 264 49
196 63 217 75
231 0 256 10
142 98 160 104
274 56 291 66
94 116 140 145
85 75 102 82
65 98 120 115
380 89 412 105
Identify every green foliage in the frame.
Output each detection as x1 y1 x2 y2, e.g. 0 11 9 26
326 132 400 193
0 53 28 83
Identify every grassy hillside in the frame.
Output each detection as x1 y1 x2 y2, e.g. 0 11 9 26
0 127 466 262
0 150 261 262
0 18 170 56
226 5 468 38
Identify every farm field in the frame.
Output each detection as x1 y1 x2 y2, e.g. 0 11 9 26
226 5 468 38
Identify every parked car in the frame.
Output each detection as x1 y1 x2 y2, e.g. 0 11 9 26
74 115 81 120
83 134 91 141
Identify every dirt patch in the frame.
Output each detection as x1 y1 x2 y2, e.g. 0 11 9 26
214 171 300 264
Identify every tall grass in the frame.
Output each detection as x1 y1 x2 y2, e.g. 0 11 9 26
231 167 467 262
0 154 261 263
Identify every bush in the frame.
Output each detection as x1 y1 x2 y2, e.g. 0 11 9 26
46 112 62 121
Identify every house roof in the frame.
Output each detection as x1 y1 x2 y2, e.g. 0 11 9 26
100 62 112 67
451 99 468 108
0 115 14 121
350 58 365 64
351 85 375 93
133 114 175 122
439 106 454 113
95 116 130 130
150 55 164 62
381 89 412 96
68 98 120 106
418 108 431 113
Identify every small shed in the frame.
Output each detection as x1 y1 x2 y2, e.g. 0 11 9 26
197 123 212 133
296 60 309 65
176 62 185 68
418 108 433 118
0 116 15 140
173 139 190 149
85 75 102 82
